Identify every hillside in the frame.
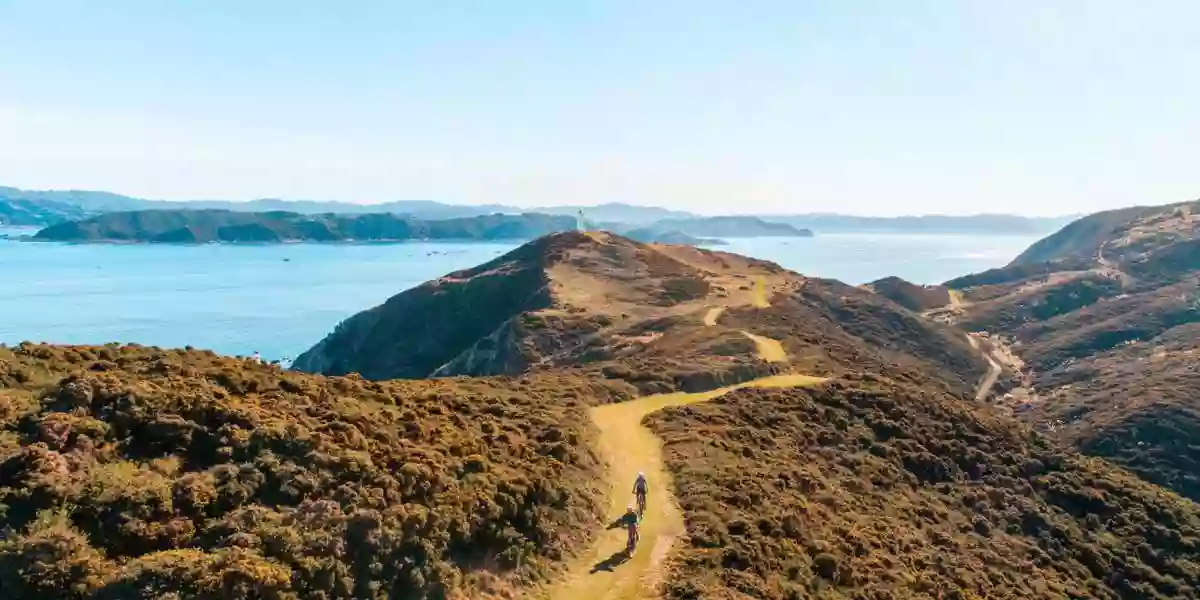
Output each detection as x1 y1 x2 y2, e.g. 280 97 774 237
9 227 1200 599
32 209 577 243
295 231 987 396
0 199 91 227
864 276 952 312
1011 199 1199 266
945 197 1200 503
0 343 617 599
648 375 1200 600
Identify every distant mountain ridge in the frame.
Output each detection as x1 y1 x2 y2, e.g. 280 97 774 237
760 212 1077 234
0 198 92 226
2 184 1072 234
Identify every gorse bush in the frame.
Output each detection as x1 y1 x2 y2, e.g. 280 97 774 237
648 375 1200 600
0 343 608 599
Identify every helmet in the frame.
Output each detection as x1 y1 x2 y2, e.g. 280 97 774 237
637 472 645 478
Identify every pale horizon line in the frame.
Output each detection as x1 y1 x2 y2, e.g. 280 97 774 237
2 182 1093 220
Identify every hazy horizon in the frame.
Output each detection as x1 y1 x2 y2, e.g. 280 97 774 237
2 1 1197 217
2 183 1089 219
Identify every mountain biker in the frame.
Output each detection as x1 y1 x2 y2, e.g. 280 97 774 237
623 504 640 551
633 472 648 515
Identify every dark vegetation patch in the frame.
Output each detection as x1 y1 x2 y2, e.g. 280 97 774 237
867 276 950 312
654 277 711 306
1129 238 1200 286
0 343 608 600
944 259 1092 289
1023 323 1200 502
958 275 1124 333
647 375 1200 600
1015 278 1200 371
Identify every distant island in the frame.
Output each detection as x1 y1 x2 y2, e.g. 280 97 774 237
619 216 811 238
30 208 819 245
2 184 1073 234
621 228 725 246
32 210 580 243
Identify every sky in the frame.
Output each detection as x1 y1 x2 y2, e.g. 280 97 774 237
0 1 1197 216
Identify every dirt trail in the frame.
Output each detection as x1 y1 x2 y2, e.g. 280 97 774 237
966 334 1002 402
948 289 965 308
703 307 725 326
752 276 770 308
975 354 1002 402
545 278 819 599
543 373 826 600
740 331 788 362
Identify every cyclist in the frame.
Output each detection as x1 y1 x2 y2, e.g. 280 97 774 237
623 504 640 552
633 471 648 515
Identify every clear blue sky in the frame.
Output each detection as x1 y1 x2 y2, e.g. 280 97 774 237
1 1 1196 216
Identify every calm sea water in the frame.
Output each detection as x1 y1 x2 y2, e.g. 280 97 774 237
0 229 1040 361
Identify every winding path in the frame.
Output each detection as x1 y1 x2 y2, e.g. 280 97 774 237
543 374 825 600
740 331 788 363
543 272 822 599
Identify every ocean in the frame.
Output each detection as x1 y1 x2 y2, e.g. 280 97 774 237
0 229 1040 361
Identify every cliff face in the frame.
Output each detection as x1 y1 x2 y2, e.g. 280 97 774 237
293 234 561 379
32 209 578 243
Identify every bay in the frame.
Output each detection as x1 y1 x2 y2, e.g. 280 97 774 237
0 230 1041 361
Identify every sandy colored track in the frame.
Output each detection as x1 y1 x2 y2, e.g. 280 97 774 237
543 373 827 600
752 276 770 308
703 307 726 326
948 289 965 308
966 334 1002 402
740 331 788 362
543 267 810 599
